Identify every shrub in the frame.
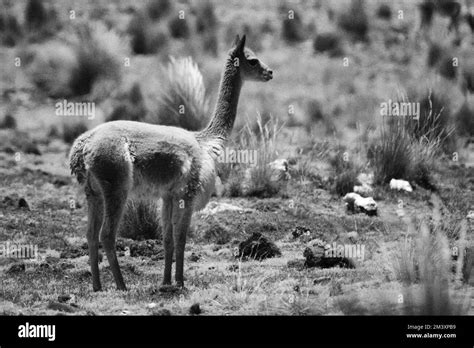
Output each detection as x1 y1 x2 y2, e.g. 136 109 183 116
454 101 474 136
395 201 469 314
147 0 173 21
24 0 47 31
371 115 439 189
405 88 455 148
68 23 124 96
202 32 218 56
128 13 169 55
62 122 88 144
0 114 17 129
281 7 306 43
376 4 392 20
313 32 343 57
118 200 162 240
155 56 210 130
0 12 22 46
195 0 217 34
240 113 284 198
168 15 190 39
337 0 369 41
427 43 458 80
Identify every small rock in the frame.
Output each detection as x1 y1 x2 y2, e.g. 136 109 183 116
227 264 239 272
120 310 130 315
268 158 291 182
213 176 225 197
346 231 359 241
313 276 331 285
189 303 201 315
188 252 201 262
343 193 377 216
146 303 158 309
389 178 413 192
291 226 311 239
58 295 71 303
18 198 30 210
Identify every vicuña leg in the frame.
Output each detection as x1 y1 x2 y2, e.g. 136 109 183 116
85 177 104 292
161 196 174 286
100 182 129 291
171 198 193 287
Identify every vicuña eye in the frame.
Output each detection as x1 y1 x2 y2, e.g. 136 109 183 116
248 59 258 66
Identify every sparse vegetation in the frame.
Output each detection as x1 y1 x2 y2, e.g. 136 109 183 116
0 0 471 318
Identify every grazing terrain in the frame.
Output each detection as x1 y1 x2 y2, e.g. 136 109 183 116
0 0 473 315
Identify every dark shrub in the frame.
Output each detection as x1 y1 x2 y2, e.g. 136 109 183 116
281 8 305 43
168 15 190 39
337 0 369 41
376 4 392 20
313 32 343 57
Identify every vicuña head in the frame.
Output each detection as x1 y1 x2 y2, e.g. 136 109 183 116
230 34 273 82
69 34 272 292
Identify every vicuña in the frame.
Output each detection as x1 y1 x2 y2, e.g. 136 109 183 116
69 35 273 291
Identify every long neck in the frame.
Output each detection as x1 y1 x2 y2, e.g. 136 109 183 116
199 57 243 141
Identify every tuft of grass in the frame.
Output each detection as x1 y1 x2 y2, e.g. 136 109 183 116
337 0 369 41
404 88 455 150
154 56 210 130
371 113 439 189
329 145 360 196
68 23 124 97
118 200 162 241
240 113 284 198
395 198 470 315
25 22 124 98
313 32 343 57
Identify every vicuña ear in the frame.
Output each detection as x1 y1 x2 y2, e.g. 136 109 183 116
232 34 241 48
236 34 246 53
